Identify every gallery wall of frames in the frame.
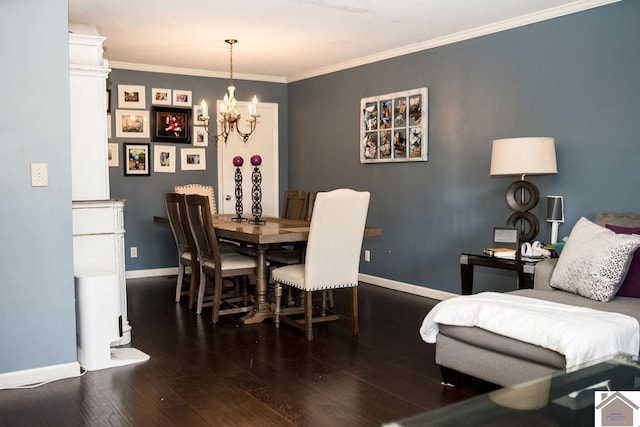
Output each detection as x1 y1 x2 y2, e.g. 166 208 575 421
107 84 210 176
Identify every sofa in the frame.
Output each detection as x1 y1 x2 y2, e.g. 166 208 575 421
422 212 640 388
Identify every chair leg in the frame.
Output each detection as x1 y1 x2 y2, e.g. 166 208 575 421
274 282 283 328
196 269 206 315
304 290 313 341
351 287 359 336
175 262 184 303
212 277 223 324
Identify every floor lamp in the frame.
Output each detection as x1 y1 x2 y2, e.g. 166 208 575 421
490 137 557 242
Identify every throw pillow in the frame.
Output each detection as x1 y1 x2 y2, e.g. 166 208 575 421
606 224 640 297
550 217 640 301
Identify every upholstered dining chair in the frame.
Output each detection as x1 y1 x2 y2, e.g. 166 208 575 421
271 188 370 341
185 194 258 322
175 184 217 215
165 192 197 308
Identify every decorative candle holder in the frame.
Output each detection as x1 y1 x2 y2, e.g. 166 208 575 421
232 156 246 222
249 154 265 224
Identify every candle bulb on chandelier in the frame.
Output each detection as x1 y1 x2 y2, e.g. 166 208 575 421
200 100 208 118
251 96 258 116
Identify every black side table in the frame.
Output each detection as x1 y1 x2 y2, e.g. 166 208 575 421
460 253 540 295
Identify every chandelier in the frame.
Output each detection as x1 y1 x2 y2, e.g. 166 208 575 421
200 39 259 143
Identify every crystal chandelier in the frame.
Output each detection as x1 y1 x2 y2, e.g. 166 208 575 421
200 39 259 143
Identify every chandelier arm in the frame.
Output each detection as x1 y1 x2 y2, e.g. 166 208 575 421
235 118 258 143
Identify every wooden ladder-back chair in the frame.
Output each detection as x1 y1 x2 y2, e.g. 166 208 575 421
272 189 370 341
282 190 308 220
185 194 257 322
165 192 197 308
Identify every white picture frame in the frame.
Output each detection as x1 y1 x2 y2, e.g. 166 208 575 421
192 126 208 147
115 109 150 138
107 143 119 167
181 148 206 170
106 113 112 139
360 87 428 163
117 84 146 109
151 87 172 105
154 145 176 173
173 89 192 107
193 104 206 125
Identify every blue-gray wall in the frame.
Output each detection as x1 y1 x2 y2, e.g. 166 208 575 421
0 0 77 373
288 0 640 293
107 70 287 271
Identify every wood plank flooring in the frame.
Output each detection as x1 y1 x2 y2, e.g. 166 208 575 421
0 278 496 426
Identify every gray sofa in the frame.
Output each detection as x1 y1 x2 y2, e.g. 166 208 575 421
435 212 640 387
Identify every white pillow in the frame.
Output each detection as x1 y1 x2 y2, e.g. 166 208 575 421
550 217 640 302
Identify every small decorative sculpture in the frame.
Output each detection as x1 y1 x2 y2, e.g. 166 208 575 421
232 156 245 222
249 154 264 224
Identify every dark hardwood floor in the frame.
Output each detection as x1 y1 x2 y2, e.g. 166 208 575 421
0 277 495 426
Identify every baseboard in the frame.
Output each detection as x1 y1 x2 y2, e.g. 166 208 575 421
0 362 82 390
358 273 457 301
126 268 455 301
126 267 178 279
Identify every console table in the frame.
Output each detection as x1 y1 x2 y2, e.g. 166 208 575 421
460 253 540 295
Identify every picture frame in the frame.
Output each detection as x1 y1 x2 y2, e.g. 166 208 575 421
151 106 191 143
181 148 206 171
106 113 112 139
192 126 208 147
173 89 193 107
107 143 119 167
360 87 428 163
106 89 111 112
193 104 206 125
117 84 146 109
115 109 149 138
123 143 150 176
153 145 176 173
151 87 172 105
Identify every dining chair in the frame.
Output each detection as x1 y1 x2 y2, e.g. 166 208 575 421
164 192 197 308
175 184 217 215
271 189 370 341
281 190 309 220
185 194 257 322
176 183 239 254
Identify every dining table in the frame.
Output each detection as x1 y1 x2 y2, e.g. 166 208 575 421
154 214 382 324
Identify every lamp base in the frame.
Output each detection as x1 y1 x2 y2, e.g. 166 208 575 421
505 179 540 242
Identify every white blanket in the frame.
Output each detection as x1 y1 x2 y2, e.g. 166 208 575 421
420 292 639 370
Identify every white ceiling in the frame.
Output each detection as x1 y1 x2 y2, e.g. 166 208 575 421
68 0 618 82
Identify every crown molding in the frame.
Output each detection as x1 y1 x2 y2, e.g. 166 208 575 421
288 0 621 82
109 61 287 84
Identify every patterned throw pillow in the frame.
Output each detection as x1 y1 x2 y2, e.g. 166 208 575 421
550 217 640 302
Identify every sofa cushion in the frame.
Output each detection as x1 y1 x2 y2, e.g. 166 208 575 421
550 217 640 302
606 224 640 297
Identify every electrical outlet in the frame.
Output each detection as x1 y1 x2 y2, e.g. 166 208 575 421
364 250 371 262
31 163 48 187
130 247 138 258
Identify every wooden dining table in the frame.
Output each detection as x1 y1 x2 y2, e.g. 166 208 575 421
155 214 381 324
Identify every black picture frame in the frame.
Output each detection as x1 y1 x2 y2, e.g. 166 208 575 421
151 106 191 143
123 143 151 176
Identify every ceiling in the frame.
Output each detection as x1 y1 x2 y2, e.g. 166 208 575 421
68 0 617 83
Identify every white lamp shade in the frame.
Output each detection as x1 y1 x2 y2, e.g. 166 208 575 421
490 137 557 176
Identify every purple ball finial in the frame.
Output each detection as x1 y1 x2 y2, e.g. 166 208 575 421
233 156 244 167
250 154 262 166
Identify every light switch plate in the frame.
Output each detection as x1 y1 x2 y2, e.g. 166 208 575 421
31 163 48 187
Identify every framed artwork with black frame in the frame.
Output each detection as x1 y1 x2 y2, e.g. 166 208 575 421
151 106 191 143
123 143 150 176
